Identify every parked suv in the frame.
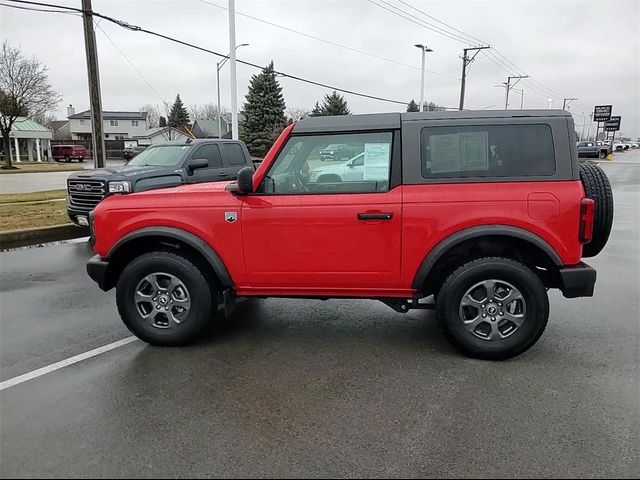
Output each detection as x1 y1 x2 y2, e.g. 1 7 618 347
87 111 613 360
52 144 89 162
319 143 358 161
66 139 253 226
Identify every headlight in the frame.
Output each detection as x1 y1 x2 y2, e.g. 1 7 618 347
108 181 131 193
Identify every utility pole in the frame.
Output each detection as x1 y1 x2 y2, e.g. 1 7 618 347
505 75 528 109
562 97 578 110
415 44 433 112
459 46 490 110
228 0 239 140
81 0 106 168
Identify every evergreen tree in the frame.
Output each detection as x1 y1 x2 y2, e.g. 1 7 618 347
167 94 190 129
424 101 446 112
240 61 287 157
159 116 167 127
317 91 350 116
407 99 420 112
310 102 323 117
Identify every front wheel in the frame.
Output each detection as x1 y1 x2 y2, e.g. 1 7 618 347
436 257 549 360
116 251 215 346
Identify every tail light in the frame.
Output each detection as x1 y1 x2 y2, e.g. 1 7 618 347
579 198 595 244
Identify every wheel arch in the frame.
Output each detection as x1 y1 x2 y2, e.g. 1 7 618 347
103 227 233 291
412 225 563 293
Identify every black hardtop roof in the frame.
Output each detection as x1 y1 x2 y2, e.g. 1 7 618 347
149 139 244 147
293 109 571 133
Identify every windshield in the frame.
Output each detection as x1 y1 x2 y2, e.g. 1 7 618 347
126 145 191 167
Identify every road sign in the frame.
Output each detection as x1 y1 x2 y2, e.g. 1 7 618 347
605 116 621 132
594 105 612 122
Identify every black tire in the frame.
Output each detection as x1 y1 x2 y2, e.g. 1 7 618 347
436 257 549 360
579 162 613 257
599 150 607 159
116 251 215 346
79 157 84 163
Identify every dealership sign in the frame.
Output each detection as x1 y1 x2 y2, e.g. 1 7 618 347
593 105 612 122
604 116 621 132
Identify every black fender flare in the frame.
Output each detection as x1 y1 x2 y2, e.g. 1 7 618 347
107 226 233 288
411 225 563 289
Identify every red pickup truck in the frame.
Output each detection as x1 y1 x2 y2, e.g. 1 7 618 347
87 111 613 359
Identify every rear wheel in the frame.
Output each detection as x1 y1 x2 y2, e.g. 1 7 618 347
579 162 613 257
436 257 549 360
79 157 84 162
599 150 607 159
116 251 215 346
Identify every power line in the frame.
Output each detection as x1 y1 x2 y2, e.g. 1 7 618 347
389 0 570 101
3 0 410 106
481 50 561 100
197 0 470 82
94 22 167 106
367 0 472 46
198 0 417 72
395 0 487 46
0 1 77 14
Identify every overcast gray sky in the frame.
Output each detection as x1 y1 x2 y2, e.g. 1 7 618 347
1 0 639 136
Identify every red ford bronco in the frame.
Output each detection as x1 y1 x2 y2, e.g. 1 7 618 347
87 110 613 359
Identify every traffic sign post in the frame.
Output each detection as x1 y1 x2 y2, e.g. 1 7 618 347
604 116 621 152
593 105 612 142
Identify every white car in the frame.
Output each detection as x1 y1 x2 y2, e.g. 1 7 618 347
309 152 387 183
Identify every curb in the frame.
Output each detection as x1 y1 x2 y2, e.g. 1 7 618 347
0 224 89 250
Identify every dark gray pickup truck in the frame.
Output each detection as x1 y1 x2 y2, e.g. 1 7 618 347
67 139 253 226
577 141 610 159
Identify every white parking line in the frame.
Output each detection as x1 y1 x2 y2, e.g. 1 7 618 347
0 336 139 392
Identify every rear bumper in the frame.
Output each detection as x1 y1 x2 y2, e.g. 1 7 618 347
558 262 596 298
87 254 111 291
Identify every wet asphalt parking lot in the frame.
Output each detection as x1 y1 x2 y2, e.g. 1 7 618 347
0 153 638 478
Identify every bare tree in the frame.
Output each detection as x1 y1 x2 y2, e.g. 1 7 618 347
0 41 60 168
286 107 310 122
140 104 161 128
189 103 225 122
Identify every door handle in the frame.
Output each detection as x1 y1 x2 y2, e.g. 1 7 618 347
357 212 393 220
218 172 229 177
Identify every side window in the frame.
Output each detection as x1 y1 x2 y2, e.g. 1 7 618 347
192 144 222 168
421 124 556 178
261 132 393 194
221 143 247 166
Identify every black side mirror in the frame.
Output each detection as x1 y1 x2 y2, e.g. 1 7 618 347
186 158 209 175
236 167 254 193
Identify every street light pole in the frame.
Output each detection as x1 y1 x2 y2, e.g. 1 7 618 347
228 0 239 140
415 44 433 112
217 43 249 139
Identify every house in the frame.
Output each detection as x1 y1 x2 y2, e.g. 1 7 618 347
2 117 53 162
49 120 71 140
67 105 147 140
133 127 191 146
192 118 231 139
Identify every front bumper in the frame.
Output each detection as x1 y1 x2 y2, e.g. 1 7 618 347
87 254 111 291
558 262 596 298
